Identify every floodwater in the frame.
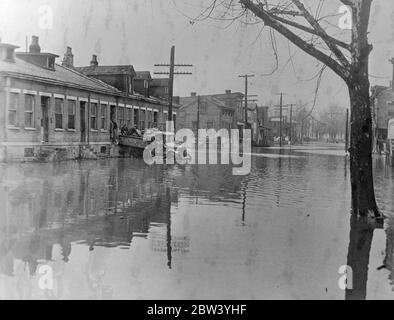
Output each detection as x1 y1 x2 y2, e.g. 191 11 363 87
0 143 393 300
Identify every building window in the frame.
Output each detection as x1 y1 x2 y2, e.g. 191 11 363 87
47 57 55 69
128 108 132 126
200 102 207 114
67 100 76 129
24 94 35 128
8 92 18 126
147 110 152 128
118 107 124 126
140 110 146 129
100 104 107 130
90 103 98 130
55 98 64 129
153 111 158 127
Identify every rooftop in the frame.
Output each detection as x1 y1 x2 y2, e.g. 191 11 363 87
75 65 136 76
135 71 152 80
0 55 122 95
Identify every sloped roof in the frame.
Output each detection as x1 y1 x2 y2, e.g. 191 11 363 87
75 65 136 76
0 57 122 95
179 95 228 110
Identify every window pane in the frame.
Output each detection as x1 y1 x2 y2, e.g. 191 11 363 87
8 110 17 126
68 100 76 115
24 95 35 127
91 103 97 116
91 103 97 129
10 93 18 110
25 95 34 111
55 98 63 114
68 115 75 129
55 114 63 129
100 104 107 130
101 104 106 117
25 112 33 127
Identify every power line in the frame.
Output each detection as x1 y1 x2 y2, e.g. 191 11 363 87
154 46 193 125
238 74 254 127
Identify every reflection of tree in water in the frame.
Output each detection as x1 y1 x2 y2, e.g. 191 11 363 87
345 215 382 300
377 217 394 290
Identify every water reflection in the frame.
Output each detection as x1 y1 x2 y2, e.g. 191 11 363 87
0 147 393 299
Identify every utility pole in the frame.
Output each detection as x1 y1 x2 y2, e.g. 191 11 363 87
154 46 192 128
197 94 200 141
345 108 349 154
276 93 287 147
289 103 293 144
238 74 254 128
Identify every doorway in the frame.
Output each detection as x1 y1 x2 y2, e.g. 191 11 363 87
41 96 50 143
80 101 86 143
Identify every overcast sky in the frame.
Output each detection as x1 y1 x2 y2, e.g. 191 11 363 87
1 0 393 113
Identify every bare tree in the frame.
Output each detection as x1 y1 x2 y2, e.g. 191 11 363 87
191 0 379 218
319 104 346 141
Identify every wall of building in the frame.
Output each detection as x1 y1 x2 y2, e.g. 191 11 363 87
88 74 130 94
375 89 394 133
178 101 223 132
0 75 176 162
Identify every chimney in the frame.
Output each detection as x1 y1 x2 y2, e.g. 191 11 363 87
225 89 231 94
173 96 180 104
90 54 98 67
29 35 41 53
62 46 74 68
190 92 196 97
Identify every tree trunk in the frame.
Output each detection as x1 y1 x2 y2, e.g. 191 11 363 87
348 76 379 217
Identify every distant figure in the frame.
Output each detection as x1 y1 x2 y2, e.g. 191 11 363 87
110 119 118 144
377 138 383 155
129 126 141 137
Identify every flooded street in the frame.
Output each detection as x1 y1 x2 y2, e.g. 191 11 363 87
0 143 393 300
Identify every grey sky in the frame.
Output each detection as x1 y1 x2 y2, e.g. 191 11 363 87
1 0 393 112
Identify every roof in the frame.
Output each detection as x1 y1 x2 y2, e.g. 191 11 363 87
0 57 122 95
269 117 297 123
16 52 59 58
135 71 152 80
75 65 136 76
179 95 229 110
0 43 20 49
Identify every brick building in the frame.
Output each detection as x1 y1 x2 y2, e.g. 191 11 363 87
178 93 234 132
177 90 244 132
150 78 169 101
133 71 152 97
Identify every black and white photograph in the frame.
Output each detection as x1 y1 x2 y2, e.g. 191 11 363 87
0 0 393 303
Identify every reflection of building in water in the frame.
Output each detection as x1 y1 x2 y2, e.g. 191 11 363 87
0 159 178 287
173 164 243 203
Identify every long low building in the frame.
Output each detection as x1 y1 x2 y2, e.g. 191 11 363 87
0 36 178 162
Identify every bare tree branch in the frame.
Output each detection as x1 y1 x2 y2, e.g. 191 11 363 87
290 0 350 68
270 13 350 50
239 0 350 80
